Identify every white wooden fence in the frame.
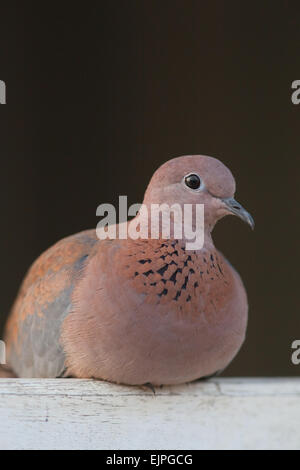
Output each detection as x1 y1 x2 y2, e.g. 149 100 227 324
0 378 299 450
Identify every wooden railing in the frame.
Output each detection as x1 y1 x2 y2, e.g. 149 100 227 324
0 377 299 450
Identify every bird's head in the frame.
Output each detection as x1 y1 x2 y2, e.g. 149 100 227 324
143 155 254 234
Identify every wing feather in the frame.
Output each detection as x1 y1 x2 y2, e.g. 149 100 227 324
5 230 98 377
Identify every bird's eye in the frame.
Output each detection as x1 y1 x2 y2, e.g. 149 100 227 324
184 173 201 190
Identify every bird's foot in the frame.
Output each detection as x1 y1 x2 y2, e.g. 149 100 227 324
195 369 223 382
142 382 156 394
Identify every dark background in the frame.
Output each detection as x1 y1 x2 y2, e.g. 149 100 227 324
0 1 299 376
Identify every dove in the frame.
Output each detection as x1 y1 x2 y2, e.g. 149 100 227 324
3 155 254 384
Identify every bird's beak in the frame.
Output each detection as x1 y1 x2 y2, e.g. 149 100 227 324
222 197 255 230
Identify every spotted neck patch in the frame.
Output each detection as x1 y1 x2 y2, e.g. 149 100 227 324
120 239 232 319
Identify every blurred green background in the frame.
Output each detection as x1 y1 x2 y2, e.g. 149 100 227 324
0 1 299 376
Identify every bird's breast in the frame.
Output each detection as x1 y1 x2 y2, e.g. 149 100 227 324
118 239 239 323
62 238 248 384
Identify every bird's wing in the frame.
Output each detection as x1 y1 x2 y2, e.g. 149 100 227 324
4 229 98 377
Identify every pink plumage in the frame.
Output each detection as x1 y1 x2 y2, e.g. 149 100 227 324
3 155 253 384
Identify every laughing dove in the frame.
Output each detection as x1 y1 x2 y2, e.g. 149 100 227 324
3 155 254 385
